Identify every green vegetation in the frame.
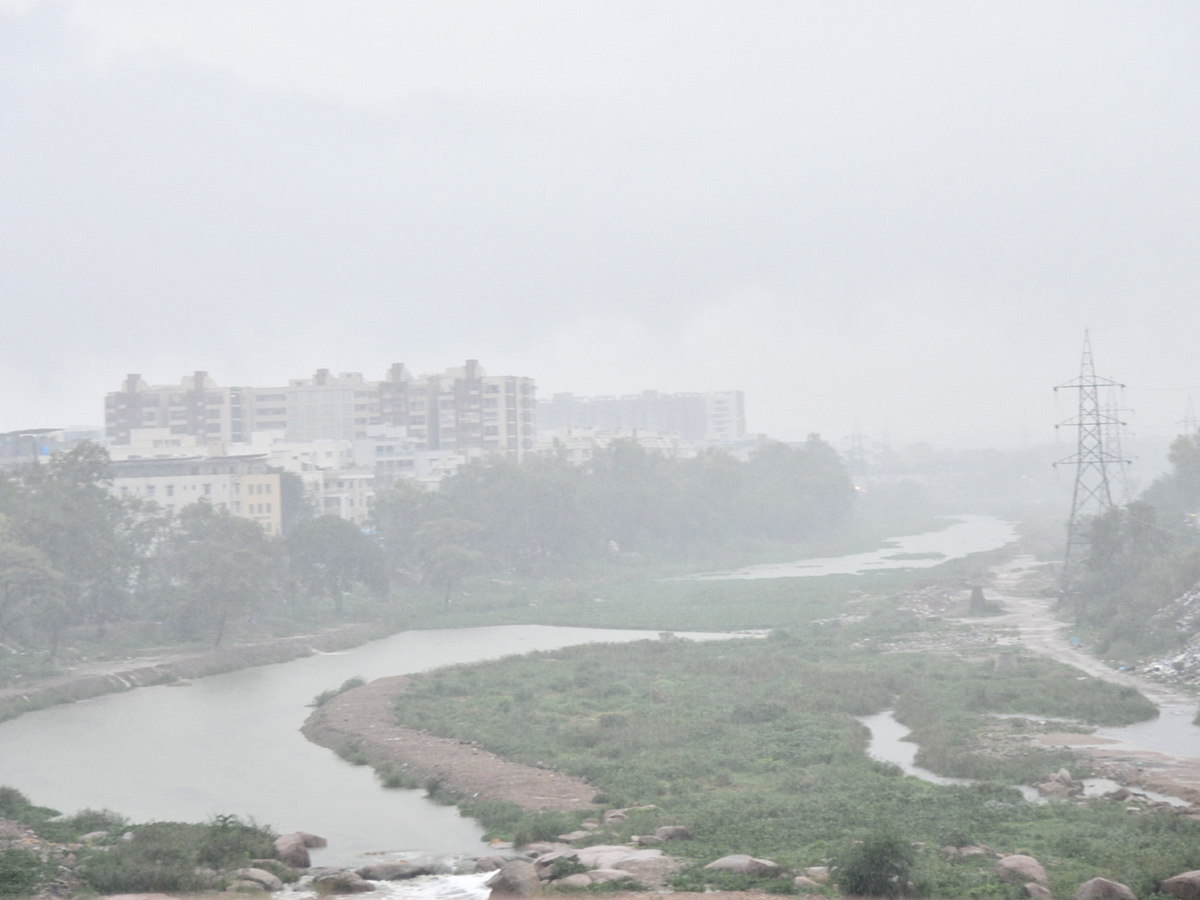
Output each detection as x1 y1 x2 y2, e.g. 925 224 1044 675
386 630 1185 897
833 832 915 898
1074 434 1200 661
311 675 366 707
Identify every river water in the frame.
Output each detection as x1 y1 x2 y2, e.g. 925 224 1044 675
684 514 1017 580
0 516 1019 868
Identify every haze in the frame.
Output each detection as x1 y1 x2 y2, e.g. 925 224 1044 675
2 1 1199 449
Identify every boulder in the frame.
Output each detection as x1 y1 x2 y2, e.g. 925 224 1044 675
475 857 508 873
634 835 663 846
587 869 636 884
704 855 783 878
1076 878 1137 900
1163 871 1200 900
489 860 542 898
79 831 109 843
1054 768 1073 784
655 825 693 841
273 834 310 868
1027 884 1054 900
602 809 628 824
297 832 327 848
557 874 592 888
312 870 375 894
996 856 1049 887
794 876 819 889
356 861 429 881
557 831 591 843
575 846 661 869
805 866 830 883
1036 781 1074 799
960 846 989 859
232 867 284 891
228 879 266 893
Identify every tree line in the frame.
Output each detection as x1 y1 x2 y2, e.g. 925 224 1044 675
1078 433 1200 657
0 435 854 652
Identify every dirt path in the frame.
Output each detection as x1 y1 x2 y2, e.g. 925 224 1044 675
302 675 597 812
959 555 1200 801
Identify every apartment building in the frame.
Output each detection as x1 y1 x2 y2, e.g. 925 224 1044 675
110 456 282 535
105 360 536 459
538 390 746 444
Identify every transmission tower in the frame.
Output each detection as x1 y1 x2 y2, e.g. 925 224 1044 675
1053 330 1128 598
1102 385 1133 504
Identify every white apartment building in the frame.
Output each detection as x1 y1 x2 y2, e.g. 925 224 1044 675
110 456 282 535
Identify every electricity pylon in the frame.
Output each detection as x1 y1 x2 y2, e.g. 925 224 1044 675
1053 331 1128 598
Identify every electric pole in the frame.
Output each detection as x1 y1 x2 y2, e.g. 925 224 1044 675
1053 330 1128 601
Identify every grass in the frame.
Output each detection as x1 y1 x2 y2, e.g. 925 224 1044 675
385 618 1185 898
311 675 366 707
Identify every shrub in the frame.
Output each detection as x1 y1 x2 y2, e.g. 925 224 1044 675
311 676 366 707
0 848 46 895
835 832 916 898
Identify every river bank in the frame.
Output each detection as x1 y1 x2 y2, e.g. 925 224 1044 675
302 674 596 812
0 623 391 725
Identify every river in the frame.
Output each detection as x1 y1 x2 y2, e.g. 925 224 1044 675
684 514 1017 580
0 516 1019 867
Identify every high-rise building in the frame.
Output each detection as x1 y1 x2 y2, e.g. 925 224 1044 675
538 390 745 444
104 360 536 459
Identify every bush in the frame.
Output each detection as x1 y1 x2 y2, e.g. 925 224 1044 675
311 676 366 707
835 832 916 898
0 848 46 896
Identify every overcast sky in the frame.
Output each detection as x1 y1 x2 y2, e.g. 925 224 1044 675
2 1 1198 451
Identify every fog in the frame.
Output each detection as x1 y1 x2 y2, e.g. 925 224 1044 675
2 2 1199 448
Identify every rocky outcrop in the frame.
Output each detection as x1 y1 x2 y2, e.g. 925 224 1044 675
655 825 693 841
1076 877 1137 900
274 833 312 868
704 854 783 877
232 867 284 891
996 855 1049 886
313 869 375 893
488 860 543 898
1163 871 1200 900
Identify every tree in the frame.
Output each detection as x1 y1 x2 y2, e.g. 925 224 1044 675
167 502 280 647
0 517 66 651
286 516 388 616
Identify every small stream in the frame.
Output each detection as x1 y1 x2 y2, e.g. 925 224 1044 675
859 710 1191 806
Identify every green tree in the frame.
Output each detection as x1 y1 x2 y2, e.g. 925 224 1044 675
0 517 66 651
286 516 388 616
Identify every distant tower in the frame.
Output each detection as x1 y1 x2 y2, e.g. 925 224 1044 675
1102 385 1133 504
1053 331 1128 598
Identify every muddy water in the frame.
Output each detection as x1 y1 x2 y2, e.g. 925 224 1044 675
0 625 748 867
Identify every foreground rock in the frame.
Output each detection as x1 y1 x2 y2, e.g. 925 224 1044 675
313 869 375 894
356 861 431 880
488 860 542 898
996 855 1049 886
1076 877 1137 900
1163 871 1200 900
232 867 284 891
704 854 783 877
274 832 322 868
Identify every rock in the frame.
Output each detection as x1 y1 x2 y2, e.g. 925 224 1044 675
557 874 592 888
587 868 635 884
229 879 266 893
960 846 989 859
602 809 628 824
1054 768 1073 784
475 857 508 873
704 855 783 878
1162 871 1200 900
356 861 429 881
575 846 662 869
1027 884 1054 900
297 832 328 848
232 867 284 891
78 831 109 843
520 842 560 856
1036 781 1073 799
557 831 591 843
940 846 960 860
794 876 819 889
1075 877 1137 900
488 860 542 898
634 835 663 846
273 834 310 868
996 855 1049 887
655 825 693 841
806 866 830 883
313 870 375 894
1105 788 1132 801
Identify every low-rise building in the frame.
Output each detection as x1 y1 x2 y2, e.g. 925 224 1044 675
110 456 282 535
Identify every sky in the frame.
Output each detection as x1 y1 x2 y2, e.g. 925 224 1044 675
2 1 1199 451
